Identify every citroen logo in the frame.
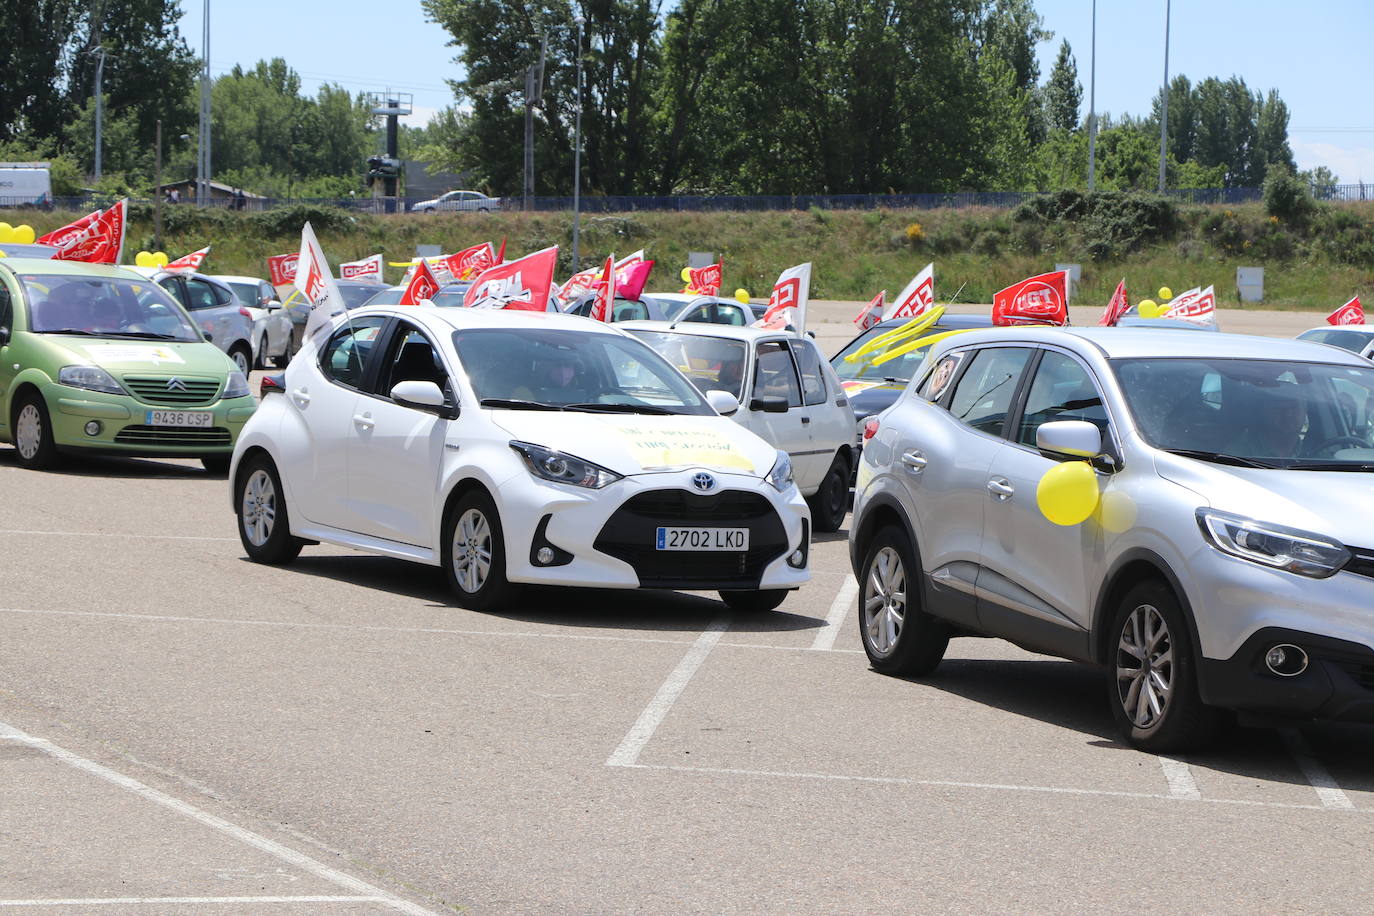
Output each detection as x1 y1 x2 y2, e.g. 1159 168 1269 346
692 472 716 492
166 377 189 392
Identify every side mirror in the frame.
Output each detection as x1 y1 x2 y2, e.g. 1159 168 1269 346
749 395 790 414
706 389 740 416
264 298 281 310
391 380 457 418
0 327 9 345
1036 420 1102 460
203 331 213 342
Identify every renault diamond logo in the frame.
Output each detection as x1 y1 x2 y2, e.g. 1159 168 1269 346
166 377 189 392
692 472 716 492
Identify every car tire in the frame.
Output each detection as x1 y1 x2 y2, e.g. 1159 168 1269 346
1107 580 1220 752
718 589 789 613
201 454 230 475
254 336 267 370
858 525 948 676
11 391 61 470
274 340 292 368
235 454 303 564
442 490 520 611
229 344 252 376
808 453 850 533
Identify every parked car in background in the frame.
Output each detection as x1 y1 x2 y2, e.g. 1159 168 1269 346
562 292 671 322
623 321 855 531
1117 317 1218 332
213 274 294 367
0 258 254 472
1298 325 1374 360
649 293 757 327
410 190 502 213
129 267 255 374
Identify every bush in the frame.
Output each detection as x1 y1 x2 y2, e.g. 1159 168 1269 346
248 204 356 237
904 221 925 245
1263 164 1317 225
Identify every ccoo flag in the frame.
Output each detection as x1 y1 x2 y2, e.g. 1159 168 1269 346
757 262 812 333
1099 279 1130 326
884 263 935 320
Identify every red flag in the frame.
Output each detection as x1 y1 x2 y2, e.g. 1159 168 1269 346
52 199 126 264
686 263 723 296
1327 295 1365 326
444 242 497 280
615 259 654 301
1099 279 1130 326
165 245 211 272
37 210 100 249
495 237 507 264
399 258 441 305
992 270 1069 326
464 246 559 311
589 256 616 322
885 263 935 320
267 253 298 286
855 291 885 331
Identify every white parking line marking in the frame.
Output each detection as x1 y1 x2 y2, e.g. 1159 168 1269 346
624 763 1368 814
1157 756 1201 800
0 897 386 908
1280 729 1355 810
809 576 858 652
0 721 438 916
0 528 236 542
607 615 731 767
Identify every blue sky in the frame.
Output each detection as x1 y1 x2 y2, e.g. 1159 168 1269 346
177 0 1374 182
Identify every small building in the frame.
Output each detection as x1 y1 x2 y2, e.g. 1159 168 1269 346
156 180 266 209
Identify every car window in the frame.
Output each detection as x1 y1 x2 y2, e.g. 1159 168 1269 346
319 316 387 390
184 278 224 311
627 331 748 400
158 277 188 308
946 347 1033 436
378 324 450 400
1298 329 1373 353
0 281 11 334
1016 350 1110 446
789 340 828 406
754 341 802 408
21 274 201 340
612 299 649 321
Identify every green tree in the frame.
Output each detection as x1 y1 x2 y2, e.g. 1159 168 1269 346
0 0 83 144
1043 39 1081 132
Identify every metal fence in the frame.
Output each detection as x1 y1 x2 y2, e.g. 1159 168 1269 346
6 183 1372 215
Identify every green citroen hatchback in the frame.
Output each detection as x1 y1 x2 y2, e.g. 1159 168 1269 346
0 258 256 472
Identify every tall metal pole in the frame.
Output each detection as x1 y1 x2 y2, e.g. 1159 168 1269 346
198 0 211 206
571 15 584 273
523 67 535 211
1087 0 1097 191
1158 0 1170 193
154 119 163 250
93 48 106 181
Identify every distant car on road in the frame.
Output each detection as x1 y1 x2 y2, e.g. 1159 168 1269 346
1298 325 1374 361
410 190 502 213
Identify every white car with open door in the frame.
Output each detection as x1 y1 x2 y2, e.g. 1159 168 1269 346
622 321 857 532
229 306 811 612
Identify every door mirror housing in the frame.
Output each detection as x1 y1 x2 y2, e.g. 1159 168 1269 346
1036 420 1102 460
749 395 790 413
203 331 213 342
705 389 740 416
264 298 282 310
390 380 457 418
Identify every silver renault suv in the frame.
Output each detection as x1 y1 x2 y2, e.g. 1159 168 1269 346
850 327 1374 751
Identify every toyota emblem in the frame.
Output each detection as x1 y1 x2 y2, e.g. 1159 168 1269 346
692 472 716 491
166 377 188 392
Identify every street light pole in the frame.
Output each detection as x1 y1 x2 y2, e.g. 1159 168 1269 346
1158 0 1171 194
1087 0 1097 191
571 14 585 273
154 119 163 250
93 47 106 181
197 0 211 205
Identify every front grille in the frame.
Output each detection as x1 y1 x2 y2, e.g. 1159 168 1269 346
1332 660 1374 691
122 375 222 406
114 425 232 446
594 488 787 589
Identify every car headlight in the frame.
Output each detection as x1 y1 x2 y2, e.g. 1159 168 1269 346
222 371 251 399
58 365 124 395
1196 508 1350 578
767 449 794 492
510 441 623 489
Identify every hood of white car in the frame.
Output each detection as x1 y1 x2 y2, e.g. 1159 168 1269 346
488 410 778 478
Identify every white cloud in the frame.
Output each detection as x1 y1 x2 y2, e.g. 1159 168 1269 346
1291 138 1374 184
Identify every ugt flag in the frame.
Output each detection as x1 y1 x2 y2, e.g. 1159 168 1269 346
340 253 383 283
444 242 496 280
37 210 100 249
884 263 935 320
589 256 616 322
464 246 559 311
1327 295 1365 326
757 262 812 333
399 258 441 305
992 270 1069 326
1099 279 1130 327
297 222 347 340
267 253 298 286
165 245 211 272
855 291 885 331
53 199 126 265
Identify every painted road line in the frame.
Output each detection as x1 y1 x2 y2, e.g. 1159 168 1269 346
606 615 731 767
810 576 858 652
0 721 439 916
0 528 237 542
1157 756 1202 800
0 897 387 908
1281 729 1355 810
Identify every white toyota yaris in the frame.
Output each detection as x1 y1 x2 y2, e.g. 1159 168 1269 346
229 305 811 611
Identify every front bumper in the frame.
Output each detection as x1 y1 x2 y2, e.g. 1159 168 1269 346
1199 627 1374 723
45 384 256 457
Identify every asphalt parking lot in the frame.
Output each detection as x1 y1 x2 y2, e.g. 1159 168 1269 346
4 313 1373 914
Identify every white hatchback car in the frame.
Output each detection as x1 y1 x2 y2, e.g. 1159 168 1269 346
230 306 811 612
623 322 857 531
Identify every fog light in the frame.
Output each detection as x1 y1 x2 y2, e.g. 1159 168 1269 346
789 549 804 566
536 546 555 565
1264 644 1309 677
83 420 102 436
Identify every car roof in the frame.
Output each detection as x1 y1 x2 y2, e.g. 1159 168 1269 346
615 319 792 343
870 314 995 331
210 274 268 284
348 304 632 336
0 257 144 279
933 325 1374 366
1299 325 1374 336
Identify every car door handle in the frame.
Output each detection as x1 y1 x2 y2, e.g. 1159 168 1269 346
987 477 1015 500
291 388 310 407
800 415 811 425
900 449 927 474
353 412 374 431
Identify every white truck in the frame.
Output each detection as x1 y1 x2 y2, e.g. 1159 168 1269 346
0 163 52 207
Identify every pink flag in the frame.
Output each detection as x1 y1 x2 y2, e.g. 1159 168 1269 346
1099 279 1130 326
589 256 616 322
615 259 655 301
1327 295 1365 326
855 291 885 331
885 263 935 320
165 245 211 272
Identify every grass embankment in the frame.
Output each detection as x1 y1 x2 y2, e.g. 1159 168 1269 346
8 198 1372 310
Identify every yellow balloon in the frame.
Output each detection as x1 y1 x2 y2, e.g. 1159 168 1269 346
1137 299 1158 318
684 287 699 295
1036 461 1100 526
13 225 34 244
0 222 12 242
680 267 692 283
135 251 154 267
1158 286 1173 301
153 251 169 267
1097 488 1138 534
734 288 750 304
0 250 7 258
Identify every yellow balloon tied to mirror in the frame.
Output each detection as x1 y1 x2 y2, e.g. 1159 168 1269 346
1158 286 1173 300
734 288 750 304
1036 461 1100 526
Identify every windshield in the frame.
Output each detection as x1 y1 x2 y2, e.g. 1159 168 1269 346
430 284 472 308
832 322 943 382
1114 357 1374 469
453 327 714 415
1296 328 1374 353
627 331 749 400
227 282 261 308
22 273 201 341
337 283 385 309
358 287 404 308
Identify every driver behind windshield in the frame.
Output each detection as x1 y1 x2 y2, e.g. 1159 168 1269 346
1238 386 1307 458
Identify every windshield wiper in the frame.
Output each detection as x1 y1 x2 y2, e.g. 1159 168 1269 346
1161 448 1276 469
564 402 678 415
107 331 185 340
1286 462 1374 472
479 398 561 411
39 328 104 336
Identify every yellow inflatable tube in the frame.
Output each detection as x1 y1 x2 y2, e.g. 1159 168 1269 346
844 306 946 363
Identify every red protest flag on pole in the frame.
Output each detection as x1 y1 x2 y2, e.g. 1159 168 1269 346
399 258 441 305
267 253 298 286
589 255 616 322
52 199 126 264
495 237 507 264
165 245 211 272
37 209 100 249
992 269 1069 326
1327 295 1365 326
687 263 723 296
444 242 497 280
855 291 885 331
615 259 654 301
464 245 559 311
1099 279 1130 326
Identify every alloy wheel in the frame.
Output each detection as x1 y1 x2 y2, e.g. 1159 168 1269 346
452 508 493 594
15 404 42 460
863 546 906 656
1116 603 1174 729
241 469 277 547
232 350 250 374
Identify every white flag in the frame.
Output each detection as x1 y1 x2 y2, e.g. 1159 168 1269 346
297 222 347 341
1164 285 1217 326
339 253 383 282
884 263 935 320
756 262 812 334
